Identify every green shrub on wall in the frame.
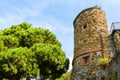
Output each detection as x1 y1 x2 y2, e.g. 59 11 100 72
97 58 109 66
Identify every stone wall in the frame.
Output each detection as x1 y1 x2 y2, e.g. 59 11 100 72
74 6 108 54
105 31 120 80
113 32 120 51
71 5 120 80
73 6 109 60
71 6 111 80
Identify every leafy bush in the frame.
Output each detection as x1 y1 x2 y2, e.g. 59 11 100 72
55 71 71 80
97 58 109 66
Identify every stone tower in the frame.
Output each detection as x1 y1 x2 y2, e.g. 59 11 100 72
71 6 110 80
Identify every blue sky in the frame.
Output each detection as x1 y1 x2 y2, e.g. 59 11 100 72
0 0 120 70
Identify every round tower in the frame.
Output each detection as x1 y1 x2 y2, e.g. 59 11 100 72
71 6 109 80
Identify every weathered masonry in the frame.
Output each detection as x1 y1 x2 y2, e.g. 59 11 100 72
106 23 120 80
71 6 120 80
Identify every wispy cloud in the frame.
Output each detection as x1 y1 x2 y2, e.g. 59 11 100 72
0 12 23 29
0 0 48 29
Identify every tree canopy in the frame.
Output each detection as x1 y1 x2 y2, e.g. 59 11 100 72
0 22 68 80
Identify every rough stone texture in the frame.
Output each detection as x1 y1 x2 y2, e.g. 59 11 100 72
105 31 120 80
113 32 120 51
71 6 113 80
71 51 105 80
73 6 109 58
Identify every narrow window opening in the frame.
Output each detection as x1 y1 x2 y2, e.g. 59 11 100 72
83 25 87 29
83 23 88 29
81 55 90 65
83 55 90 64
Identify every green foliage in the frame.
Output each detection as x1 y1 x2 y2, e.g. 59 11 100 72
0 32 7 52
97 58 109 66
3 22 61 48
3 22 31 35
0 22 67 80
52 58 70 79
0 47 39 78
31 43 66 79
18 28 61 48
55 71 71 80
3 35 19 48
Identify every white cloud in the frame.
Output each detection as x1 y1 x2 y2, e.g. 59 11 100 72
68 56 73 71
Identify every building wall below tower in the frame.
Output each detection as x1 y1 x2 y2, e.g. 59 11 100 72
71 51 107 80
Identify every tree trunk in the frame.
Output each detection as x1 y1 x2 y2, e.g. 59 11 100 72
0 78 3 80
